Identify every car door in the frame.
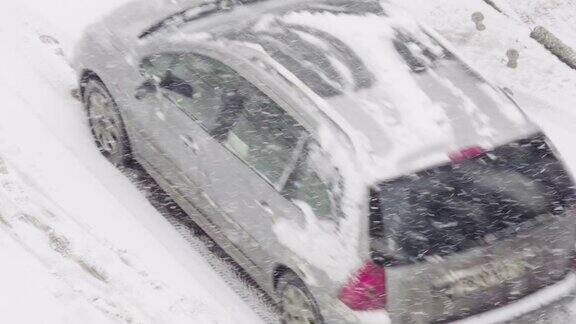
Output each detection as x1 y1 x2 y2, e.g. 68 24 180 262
138 53 222 197
114 54 172 169
207 93 348 273
141 52 271 252
168 54 321 269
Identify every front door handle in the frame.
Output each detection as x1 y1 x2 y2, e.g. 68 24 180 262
134 79 158 100
180 134 199 153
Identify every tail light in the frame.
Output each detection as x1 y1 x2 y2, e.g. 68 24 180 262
449 146 485 163
338 261 386 311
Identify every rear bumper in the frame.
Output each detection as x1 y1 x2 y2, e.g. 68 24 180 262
452 272 576 324
325 272 576 324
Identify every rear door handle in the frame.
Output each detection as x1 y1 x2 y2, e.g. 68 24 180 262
256 200 275 217
257 200 270 209
180 134 199 153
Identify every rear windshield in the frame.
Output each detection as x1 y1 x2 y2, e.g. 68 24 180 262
371 134 576 261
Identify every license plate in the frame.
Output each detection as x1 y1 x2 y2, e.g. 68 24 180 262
433 259 529 298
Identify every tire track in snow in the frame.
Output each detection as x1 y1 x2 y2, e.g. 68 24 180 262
122 165 280 324
0 157 232 324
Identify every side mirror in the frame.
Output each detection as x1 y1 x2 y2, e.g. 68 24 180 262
134 80 158 100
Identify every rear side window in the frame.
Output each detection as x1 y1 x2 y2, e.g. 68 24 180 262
372 134 576 261
283 147 333 220
282 142 344 223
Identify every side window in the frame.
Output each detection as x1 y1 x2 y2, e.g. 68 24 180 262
143 52 306 187
223 86 306 186
283 143 338 221
141 53 240 132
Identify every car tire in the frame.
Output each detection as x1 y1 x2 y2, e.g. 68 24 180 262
277 271 324 324
83 77 132 168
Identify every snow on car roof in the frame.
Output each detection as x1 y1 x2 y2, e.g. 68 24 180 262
203 3 537 182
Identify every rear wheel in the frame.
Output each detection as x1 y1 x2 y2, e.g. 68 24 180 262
83 77 131 167
277 272 324 324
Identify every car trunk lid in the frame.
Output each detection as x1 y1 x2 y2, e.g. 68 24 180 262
371 133 576 323
385 213 575 323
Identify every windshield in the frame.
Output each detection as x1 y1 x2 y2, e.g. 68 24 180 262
371 134 576 261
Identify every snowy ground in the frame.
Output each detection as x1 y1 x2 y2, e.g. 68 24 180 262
2 0 576 323
0 1 275 323
495 0 576 50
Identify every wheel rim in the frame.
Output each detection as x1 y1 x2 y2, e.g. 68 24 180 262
88 91 122 156
281 285 317 324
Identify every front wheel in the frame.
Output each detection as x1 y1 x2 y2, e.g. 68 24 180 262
83 77 131 167
277 272 324 324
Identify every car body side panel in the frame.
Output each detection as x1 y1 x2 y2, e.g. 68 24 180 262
134 152 275 292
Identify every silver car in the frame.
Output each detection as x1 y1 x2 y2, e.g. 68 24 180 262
73 0 576 323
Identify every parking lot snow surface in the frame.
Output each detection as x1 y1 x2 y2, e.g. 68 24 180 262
2 0 576 323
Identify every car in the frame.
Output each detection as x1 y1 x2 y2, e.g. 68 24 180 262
72 0 576 323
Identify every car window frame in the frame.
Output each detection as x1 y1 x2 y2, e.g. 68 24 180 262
282 139 343 224
139 52 226 134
